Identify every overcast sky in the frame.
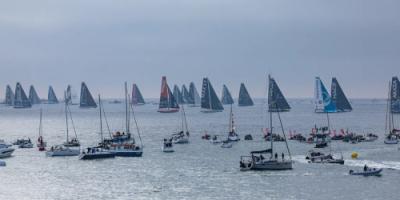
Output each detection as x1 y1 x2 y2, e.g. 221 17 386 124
0 0 399 99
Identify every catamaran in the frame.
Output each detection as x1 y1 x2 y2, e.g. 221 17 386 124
107 82 143 157
132 83 145 105
80 82 97 108
240 75 292 171
188 82 201 107
331 78 352 112
37 109 46 151
79 95 116 160
238 83 254 106
201 78 224 112
4 85 14 106
29 85 41 104
158 76 180 113
13 82 31 109
47 86 59 104
384 77 399 144
221 84 234 105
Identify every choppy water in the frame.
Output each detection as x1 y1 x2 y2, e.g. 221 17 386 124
1 99 399 200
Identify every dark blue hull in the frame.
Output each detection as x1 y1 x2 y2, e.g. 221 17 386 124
79 153 115 160
114 151 143 157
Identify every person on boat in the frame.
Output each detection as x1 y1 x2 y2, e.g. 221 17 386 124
282 153 285 161
275 153 278 160
260 154 265 160
364 165 368 171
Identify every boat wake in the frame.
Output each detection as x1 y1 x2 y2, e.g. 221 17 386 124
345 159 400 171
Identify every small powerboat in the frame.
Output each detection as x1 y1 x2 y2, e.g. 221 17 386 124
0 140 15 158
384 134 398 144
210 135 222 144
349 167 382 176
162 138 174 153
19 139 33 148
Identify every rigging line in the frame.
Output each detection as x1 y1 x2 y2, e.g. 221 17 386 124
100 100 112 138
130 100 143 147
66 104 79 140
276 107 292 161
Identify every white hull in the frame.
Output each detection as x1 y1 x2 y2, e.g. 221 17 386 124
173 137 189 144
0 147 15 158
228 135 240 142
384 139 399 144
251 160 293 170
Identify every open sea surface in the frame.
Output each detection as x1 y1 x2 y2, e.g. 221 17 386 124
1 99 399 200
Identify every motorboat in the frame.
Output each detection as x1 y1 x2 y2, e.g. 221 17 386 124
349 167 382 176
162 138 174 153
384 134 398 144
46 145 80 157
18 139 33 148
210 135 222 144
221 141 233 148
0 140 15 158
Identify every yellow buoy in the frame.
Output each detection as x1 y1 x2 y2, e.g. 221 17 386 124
351 152 358 159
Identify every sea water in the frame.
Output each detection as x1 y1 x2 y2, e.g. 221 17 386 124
0 99 399 200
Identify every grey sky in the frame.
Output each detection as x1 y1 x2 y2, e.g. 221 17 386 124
1 0 399 99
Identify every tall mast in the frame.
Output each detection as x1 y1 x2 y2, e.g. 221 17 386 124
65 92 69 143
99 95 103 143
39 108 43 137
125 82 130 134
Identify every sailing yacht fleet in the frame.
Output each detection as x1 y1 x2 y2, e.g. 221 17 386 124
0 75 398 176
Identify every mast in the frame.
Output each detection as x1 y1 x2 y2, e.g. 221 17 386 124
65 92 69 143
99 95 103 143
125 82 130 134
39 108 43 137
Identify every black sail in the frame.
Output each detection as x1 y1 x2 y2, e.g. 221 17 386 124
132 83 145 105
80 82 97 108
331 78 352 112
29 85 41 104
268 75 290 112
391 76 400 113
48 86 59 104
4 85 14 106
201 78 224 111
13 82 31 108
238 83 254 106
221 84 234 105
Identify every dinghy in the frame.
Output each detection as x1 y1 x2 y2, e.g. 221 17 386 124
349 166 382 176
201 77 224 112
240 75 292 171
158 76 179 113
80 82 97 108
13 82 31 109
221 84 234 105
238 83 254 107
221 141 233 148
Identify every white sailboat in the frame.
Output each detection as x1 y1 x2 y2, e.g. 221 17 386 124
37 109 47 151
172 105 190 144
384 78 399 144
226 104 240 142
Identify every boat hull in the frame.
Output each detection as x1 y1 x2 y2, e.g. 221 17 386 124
250 160 293 171
0 148 15 158
79 152 116 160
112 150 143 157
158 109 179 113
